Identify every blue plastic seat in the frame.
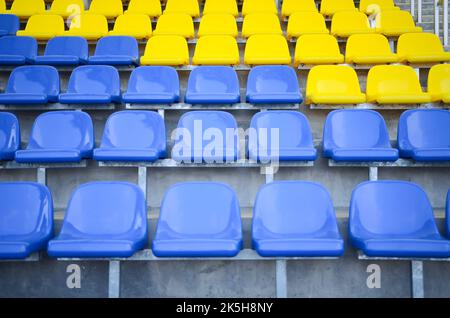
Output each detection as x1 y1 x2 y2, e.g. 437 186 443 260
88 36 139 66
0 182 53 259
185 66 240 104
171 111 239 163
48 182 147 258
59 65 121 104
350 180 450 258
35 36 88 66
122 66 179 104
253 181 344 257
0 66 60 105
0 36 37 65
323 110 399 162
248 111 317 162
0 112 20 160
15 111 94 163
246 65 303 104
0 14 20 36
94 111 166 162
398 109 450 161
153 182 242 257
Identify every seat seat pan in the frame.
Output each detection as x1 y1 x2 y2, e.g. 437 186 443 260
331 148 399 161
308 94 366 104
59 93 117 104
373 94 431 104
16 31 59 40
122 92 178 104
381 27 422 36
0 55 28 65
88 55 138 65
357 238 450 258
251 147 317 161
296 55 344 65
48 239 142 258
0 241 33 259
350 54 399 64
402 53 450 63
245 56 291 65
254 238 344 257
15 149 82 163
152 239 242 257
93 148 160 162
185 93 240 104
140 56 188 66
247 92 303 104
109 30 151 39
333 29 375 37
0 93 49 104
65 31 107 40
411 148 450 161
35 55 84 65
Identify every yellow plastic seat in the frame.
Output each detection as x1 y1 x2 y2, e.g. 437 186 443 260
320 0 357 17
359 0 400 15
5 0 45 18
193 35 240 65
428 64 450 103
109 14 152 39
154 13 194 39
88 0 123 19
17 14 65 40
197 14 238 38
242 0 278 16
366 65 431 104
294 34 344 66
164 0 199 18
45 0 84 18
65 14 109 40
331 11 375 37
0 0 4 13
242 13 282 38
281 0 318 18
244 34 291 65
140 35 189 66
287 12 328 39
345 34 399 64
306 65 366 104
125 0 162 18
375 10 422 36
203 0 238 17
397 32 450 63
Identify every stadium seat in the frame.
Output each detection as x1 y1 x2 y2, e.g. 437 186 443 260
152 182 243 257
242 0 278 16
294 34 344 66
35 36 88 65
345 34 399 64
197 13 238 38
248 111 316 162
397 32 450 63
140 35 189 66
252 181 344 257
94 111 166 162
286 12 328 39
366 65 431 104
281 0 318 18
154 13 194 38
109 14 152 39
88 36 139 66
0 112 20 160
242 13 282 38
172 111 239 162
46 0 85 18
122 66 180 104
185 66 240 104
323 110 399 162
0 14 19 36
375 10 422 36
16 14 65 40
5 0 44 18
59 65 121 104
244 35 291 65
398 109 450 161
15 111 94 163
349 181 450 258
203 0 238 17
65 14 109 40
359 0 399 15
48 182 147 258
192 35 240 65
164 0 199 18
428 64 450 103
87 0 123 19
246 65 302 104
331 11 375 37
125 0 161 17
0 182 53 259
320 0 357 17
0 66 59 104
306 65 366 104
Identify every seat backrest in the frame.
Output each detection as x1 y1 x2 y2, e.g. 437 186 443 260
88 0 123 17
366 65 423 96
142 35 189 64
398 109 450 150
397 32 446 57
324 109 392 150
307 65 362 95
203 0 238 16
242 13 282 37
0 182 53 236
127 0 161 17
242 0 277 16
10 0 45 16
288 11 327 32
197 13 238 37
428 64 450 99
50 0 85 16
94 36 138 58
187 66 239 95
346 34 392 58
0 112 20 157
320 0 356 15
0 14 20 35
296 34 340 56
112 13 152 35
360 0 396 12
66 65 120 96
23 14 65 35
0 36 37 58
127 66 179 96
44 36 88 60
376 10 416 30
27 111 93 151
68 13 108 34
247 65 300 95
164 0 200 17
59 182 146 236
6 66 60 96
331 11 371 32
282 0 318 17
154 13 194 37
